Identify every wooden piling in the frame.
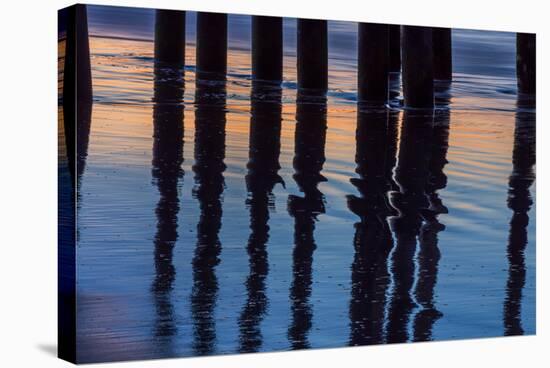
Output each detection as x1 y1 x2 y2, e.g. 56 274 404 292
154 10 186 66
64 4 92 104
59 4 91 363
196 12 227 80
433 27 452 81
252 16 283 82
401 26 434 108
389 25 401 73
62 3 93 185
297 19 328 90
358 23 389 105
516 33 536 96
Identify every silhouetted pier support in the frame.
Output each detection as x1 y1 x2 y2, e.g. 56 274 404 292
154 10 186 65
63 3 94 195
59 4 92 362
358 24 389 105
252 16 283 82
516 33 536 96
389 25 401 72
297 19 328 90
196 12 227 80
64 4 92 104
432 28 452 81
401 26 434 108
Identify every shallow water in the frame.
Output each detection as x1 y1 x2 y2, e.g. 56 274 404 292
62 6 536 364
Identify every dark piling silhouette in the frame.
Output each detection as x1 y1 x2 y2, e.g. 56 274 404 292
191 79 227 355
252 16 283 82
516 33 536 98
58 4 92 362
432 28 452 81
503 102 535 336
64 4 92 105
348 106 398 346
150 65 185 354
196 12 227 80
62 3 93 186
401 26 434 108
387 110 435 343
287 90 328 349
358 24 389 105
297 19 328 90
389 25 401 73
154 10 186 66
238 82 283 353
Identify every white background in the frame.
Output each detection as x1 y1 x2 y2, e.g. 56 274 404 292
0 0 547 366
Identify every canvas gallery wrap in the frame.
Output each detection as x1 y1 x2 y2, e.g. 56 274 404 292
58 3 536 364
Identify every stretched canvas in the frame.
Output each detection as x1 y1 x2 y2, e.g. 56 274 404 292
58 3 536 364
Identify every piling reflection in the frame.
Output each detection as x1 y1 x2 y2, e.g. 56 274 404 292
386 110 434 343
412 107 449 341
503 102 535 336
434 81 452 107
58 19 79 358
76 102 93 189
59 106 77 362
191 77 227 355
150 64 185 352
238 82 283 352
287 90 328 349
389 72 401 107
347 106 398 346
